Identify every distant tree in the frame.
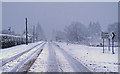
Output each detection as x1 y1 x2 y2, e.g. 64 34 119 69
54 30 66 41
88 22 102 38
64 22 88 43
28 27 33 36
36 23 46 41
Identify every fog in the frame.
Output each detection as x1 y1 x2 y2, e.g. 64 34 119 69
2 2 118 39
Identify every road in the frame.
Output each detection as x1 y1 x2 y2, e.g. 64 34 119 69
2 41 91 72
29 42 91 72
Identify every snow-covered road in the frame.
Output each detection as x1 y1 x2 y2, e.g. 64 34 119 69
29 42 90 72
1 41 118 72
29 42 62 72
47 43 60 72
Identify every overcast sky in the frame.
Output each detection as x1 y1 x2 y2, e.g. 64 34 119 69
2 2 118 39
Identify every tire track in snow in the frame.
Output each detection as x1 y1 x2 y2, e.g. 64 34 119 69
47 42 61 72
2 42 44 66
53 42 91 72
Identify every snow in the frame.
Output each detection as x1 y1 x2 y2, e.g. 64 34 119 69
29 42 90 72
29 42 49 72
1 41 118 72
55 41 118 72
2 41 45 72
29 42 74 72
29 42 62 72
0 34 25 38
52 44 76 72
1 41 43 60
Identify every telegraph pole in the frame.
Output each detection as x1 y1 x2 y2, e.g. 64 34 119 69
25 18 28 45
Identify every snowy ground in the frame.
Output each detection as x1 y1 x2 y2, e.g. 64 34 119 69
1 41 43 72
29 42 61 72
29 42 90 72
1 41 43 60
2 42 45 72
1 41 119 72
55 41 118 72
29 42 73 72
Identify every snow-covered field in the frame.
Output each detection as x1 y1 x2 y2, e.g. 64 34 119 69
55 41 118 72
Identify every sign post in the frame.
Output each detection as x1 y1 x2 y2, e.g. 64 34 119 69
103 39 104 53
101 32 109 53
108 38 110 51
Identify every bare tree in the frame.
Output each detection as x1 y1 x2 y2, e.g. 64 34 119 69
36 23 46 41
64 22 88 43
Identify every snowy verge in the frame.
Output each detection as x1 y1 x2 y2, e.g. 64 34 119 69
55 42 118 72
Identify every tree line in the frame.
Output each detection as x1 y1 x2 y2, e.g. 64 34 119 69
52 22 119 45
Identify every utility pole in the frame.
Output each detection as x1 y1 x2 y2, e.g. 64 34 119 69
25 18 28 45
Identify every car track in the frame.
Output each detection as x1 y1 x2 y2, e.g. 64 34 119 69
2 42 46 72
2 42 44 66
52 42 91 72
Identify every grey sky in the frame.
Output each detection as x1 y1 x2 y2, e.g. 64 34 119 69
2 2 118 39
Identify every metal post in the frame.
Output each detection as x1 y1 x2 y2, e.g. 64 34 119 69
108 38 110 51
112 38 115 54
25 18 28 45
103 39 104 53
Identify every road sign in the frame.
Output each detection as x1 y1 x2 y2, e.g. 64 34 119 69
111 32 115 54
112 32 115 39
101 32 109 39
